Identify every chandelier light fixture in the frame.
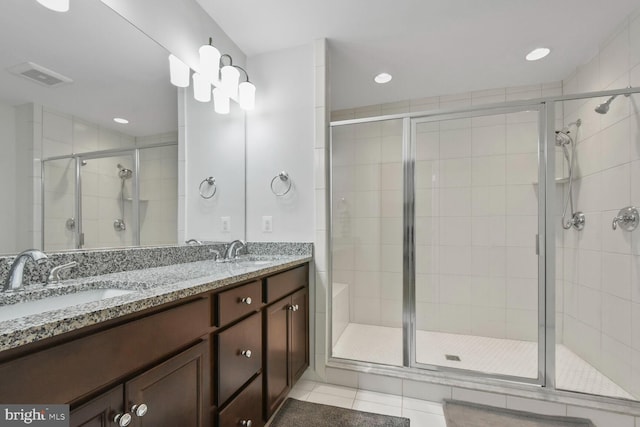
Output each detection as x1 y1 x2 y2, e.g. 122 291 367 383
168 38 256 114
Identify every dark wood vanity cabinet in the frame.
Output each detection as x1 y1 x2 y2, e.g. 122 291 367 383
0 261 310 427
264 268 309 420
71 341 208 427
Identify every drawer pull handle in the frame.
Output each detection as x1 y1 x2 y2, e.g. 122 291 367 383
288 304 299 312
131 403 148 417
241 349 252 358
240 297 253 305
240 420 253 427
114 413 132 426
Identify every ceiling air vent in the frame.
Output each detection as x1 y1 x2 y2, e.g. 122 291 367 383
7 62 72 87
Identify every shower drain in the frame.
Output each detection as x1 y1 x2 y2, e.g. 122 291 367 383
445 354 461 362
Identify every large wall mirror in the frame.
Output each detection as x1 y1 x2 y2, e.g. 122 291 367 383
0 0 246 255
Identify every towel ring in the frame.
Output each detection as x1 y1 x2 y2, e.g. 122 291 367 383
270 171 292 196
199 177 217 199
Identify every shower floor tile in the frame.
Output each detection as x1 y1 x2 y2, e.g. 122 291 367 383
332 323 635 401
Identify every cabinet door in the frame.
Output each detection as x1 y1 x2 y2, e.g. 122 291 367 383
263 297 290 419
70 386 123 427
125 341 209 427
289 288 309 383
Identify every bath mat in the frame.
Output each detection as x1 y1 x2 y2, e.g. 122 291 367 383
269 398 410 427
443 400 595 427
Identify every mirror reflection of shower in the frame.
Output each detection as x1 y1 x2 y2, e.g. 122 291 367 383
114 163 133 232
556 119 585 230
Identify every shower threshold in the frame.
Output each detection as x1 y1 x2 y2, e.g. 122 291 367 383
332 323 635 401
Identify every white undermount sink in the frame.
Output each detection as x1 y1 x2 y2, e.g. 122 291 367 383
0 289 134 322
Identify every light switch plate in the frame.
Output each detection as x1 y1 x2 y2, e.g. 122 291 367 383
262 216 273 233
221 216 231 232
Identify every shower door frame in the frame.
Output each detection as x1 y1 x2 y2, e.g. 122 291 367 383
405 103 550 387
328 85 640 397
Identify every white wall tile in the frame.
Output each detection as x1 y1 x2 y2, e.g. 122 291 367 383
358 373 403 395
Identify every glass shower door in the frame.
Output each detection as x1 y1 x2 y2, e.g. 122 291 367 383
411 106 543 382
43 157 77 251
330 118 405 366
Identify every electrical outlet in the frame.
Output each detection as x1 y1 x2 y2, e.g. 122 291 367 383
221 216 231 233
262 216 273 233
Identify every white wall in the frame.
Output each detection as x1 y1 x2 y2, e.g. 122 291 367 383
184 90 245 242
245 44 315 242
0 102 17 254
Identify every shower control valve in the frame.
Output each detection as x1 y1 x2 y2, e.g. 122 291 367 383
612 206 639 231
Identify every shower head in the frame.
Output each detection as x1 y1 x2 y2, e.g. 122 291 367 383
594 95 617 114
117 164 133 179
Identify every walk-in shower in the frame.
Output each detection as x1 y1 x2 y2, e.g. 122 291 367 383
42 143 178 250
329 86 640 406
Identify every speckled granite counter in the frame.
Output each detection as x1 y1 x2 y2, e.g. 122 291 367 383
0 253 311 352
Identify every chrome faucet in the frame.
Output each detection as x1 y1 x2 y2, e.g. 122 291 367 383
3 249 48 291
47 261 77 284
224 240 247 260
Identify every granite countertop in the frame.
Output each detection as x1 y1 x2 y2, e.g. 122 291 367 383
0 254 311 352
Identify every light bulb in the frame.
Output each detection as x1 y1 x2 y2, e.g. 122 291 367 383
36 0 69 12
199 44 220 79
213 88 230 114
169 55 190 87
238 81 256 110
220 65 240 98
193 73 211 102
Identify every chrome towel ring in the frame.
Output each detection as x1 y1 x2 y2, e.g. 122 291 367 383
199 177 217 199
270 171 292 196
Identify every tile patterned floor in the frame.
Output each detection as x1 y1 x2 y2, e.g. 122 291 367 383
277 380 447 427
333 323 635 400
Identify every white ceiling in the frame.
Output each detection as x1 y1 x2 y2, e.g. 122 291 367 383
0 0 176 138
196 0 640 110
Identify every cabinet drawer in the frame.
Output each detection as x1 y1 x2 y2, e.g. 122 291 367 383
264 265 308 304
218 374 263 427
215 280 261 327
216 312 262 406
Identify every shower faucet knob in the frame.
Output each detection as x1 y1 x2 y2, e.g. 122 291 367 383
612 206 639 231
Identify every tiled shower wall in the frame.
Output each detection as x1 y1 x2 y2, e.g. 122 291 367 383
560 10 640 398
331 81 563 341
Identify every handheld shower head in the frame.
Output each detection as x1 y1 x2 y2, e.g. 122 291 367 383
117 164 133 179
555 131 572 147
595 95 616 114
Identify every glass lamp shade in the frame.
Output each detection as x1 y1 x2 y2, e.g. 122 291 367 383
199 44 221 78
212 88 230 114
220 65 240 98
238 81 256 111
193 73 211 102
169 55 190 87
36 0 69 12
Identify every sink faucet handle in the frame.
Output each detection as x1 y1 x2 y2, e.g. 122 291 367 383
47 261 78 284
209 249 221 261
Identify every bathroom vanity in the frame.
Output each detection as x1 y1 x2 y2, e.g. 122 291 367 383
0 247 311 427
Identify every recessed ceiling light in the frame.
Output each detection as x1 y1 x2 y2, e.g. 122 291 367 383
374 72 392 84
525 47 551 61
113 117 129 124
